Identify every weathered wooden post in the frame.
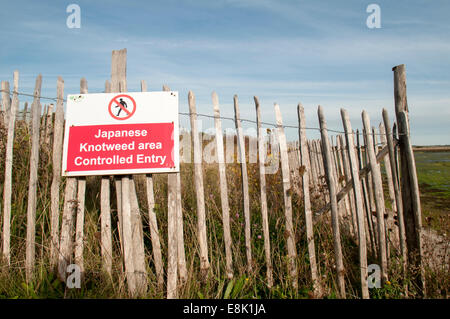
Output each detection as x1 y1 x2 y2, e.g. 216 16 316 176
167 171 178 299
274 103 298 289
120 175 137 295
188 90 210 276
382 108 408 279
130 178 149 295
110 49 138 296
2 71 19 266
164 84 187 287
1 80 11 128
233 95 252 272
392 64 425 294
318 106 346 298
74 78 88 277
362 111 388 284
254 96 273 288
298 103 321 297
26 75 42 281
50 80 65 269
341 109 369 299
176 172 188 284
357 130 377 256
212 91 234 280
100 80 113 276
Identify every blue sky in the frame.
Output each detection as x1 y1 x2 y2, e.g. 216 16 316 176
1 0 449 144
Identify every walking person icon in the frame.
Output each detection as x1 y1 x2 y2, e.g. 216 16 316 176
108 94 136 121
115 98 128 116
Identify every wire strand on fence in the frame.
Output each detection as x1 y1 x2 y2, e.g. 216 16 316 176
1 89 405 136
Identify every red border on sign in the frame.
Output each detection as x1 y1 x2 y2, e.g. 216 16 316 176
108 94 137 120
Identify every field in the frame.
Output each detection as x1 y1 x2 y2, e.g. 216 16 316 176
415 151 450 237
0 122 448 299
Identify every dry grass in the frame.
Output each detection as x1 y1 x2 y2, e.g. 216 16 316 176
0 117 448 299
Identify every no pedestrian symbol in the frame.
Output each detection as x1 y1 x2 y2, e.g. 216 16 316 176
108 94 136 120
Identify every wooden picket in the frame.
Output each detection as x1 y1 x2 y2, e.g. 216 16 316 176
25 74 42 281
393 65 425 293
297 103 321 297
363 111 389 284
50 77 65 269
274 103 298 289
234 95 252 272
2 70 19 266
340 109 369 299
254 96 274 288
318 105 346 298
188 90 210 277
212 91 234 280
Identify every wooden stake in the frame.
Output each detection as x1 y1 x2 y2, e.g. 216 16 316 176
212 91 234 279
297 103 321 296
188 90 210 275
392 64 424 293
2 71 19 265
233 95 252 272
111 50 126 262
74 78 88 276
362 111 388 284
336 136 352 230
176 172 188 284
379 123 396 220
163 84 187 284
307 140 318 191
357 130 377 256
339 135 358 239
1 81 11 129
25 75 42 280
363 129 379 251
130 178 148 295
100 80 113 276
58 179 77 281
318 105 346 298
254 96 273 288
382 108 407 277
167 173 178 299
341 109 369 299
120 176 137 296
145 171 164 288
100 175 113 276
275 103 298 289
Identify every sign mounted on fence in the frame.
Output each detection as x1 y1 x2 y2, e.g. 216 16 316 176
62 91 179 176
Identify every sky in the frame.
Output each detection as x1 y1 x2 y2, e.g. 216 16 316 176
0 0 449 145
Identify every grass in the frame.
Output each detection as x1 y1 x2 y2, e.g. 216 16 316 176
0 120 448 299
415 151 450 236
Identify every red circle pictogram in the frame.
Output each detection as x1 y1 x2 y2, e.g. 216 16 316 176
108 94 136 120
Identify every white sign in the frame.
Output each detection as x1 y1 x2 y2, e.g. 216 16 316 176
62 91 179 176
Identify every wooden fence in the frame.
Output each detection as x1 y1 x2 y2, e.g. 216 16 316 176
0 49 424 298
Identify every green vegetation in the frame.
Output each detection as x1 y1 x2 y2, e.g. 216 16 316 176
0 123 448 298
415 151 450 236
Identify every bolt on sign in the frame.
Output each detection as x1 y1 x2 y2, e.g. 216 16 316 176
62 91 179 176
